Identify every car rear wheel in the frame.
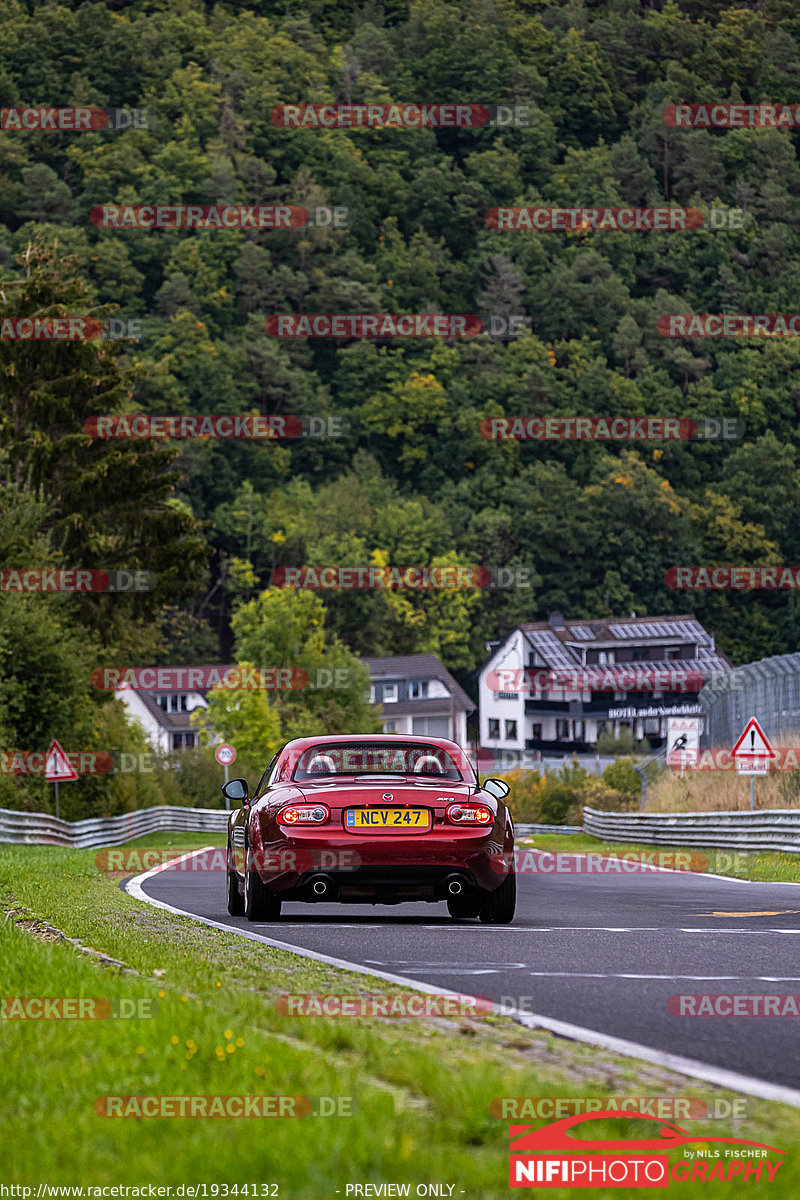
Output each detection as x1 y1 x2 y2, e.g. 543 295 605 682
226 839 244 916
479 872 516 924
446 894 482 919
244 848 282 921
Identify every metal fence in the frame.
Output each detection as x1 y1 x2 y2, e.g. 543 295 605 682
0 805 229 849
700 652 800 748
515 823 582 836
583 805 800 853
0 806 580 849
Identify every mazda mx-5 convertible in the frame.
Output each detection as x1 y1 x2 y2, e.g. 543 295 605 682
223 734 516 923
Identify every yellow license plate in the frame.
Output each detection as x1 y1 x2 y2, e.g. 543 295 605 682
345 807 429 830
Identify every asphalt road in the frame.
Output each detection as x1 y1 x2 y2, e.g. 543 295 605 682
137 849 800 1092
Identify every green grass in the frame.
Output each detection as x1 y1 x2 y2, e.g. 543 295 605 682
526 833 800 884
1 833 800 1196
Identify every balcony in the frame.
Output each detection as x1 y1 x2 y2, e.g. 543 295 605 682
525 699 572 714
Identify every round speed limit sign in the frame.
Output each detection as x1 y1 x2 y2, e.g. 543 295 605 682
215 743 236 766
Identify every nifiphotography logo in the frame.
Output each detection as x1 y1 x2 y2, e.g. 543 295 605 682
508 1112 784 1188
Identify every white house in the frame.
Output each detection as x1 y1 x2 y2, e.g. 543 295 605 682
117 669 230 753
362 654 474 746
479 613 730 758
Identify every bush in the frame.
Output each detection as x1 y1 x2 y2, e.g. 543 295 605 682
602 758 641 797
497 768 544 822
596 729 650 755
538 778 574 824
568 776 639 826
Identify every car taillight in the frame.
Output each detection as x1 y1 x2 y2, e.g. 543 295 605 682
278 804 330 825
446 802 493 825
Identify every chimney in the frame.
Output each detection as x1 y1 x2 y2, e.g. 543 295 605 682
548 611 566 630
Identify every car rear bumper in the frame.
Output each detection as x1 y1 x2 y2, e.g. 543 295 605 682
249 827 512 901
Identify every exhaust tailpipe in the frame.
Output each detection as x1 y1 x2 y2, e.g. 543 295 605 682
308 873 335 898
447 877 463 896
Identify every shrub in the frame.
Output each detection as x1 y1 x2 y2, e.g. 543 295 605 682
538 778 574 824
602 758 641 797
596 729 650 755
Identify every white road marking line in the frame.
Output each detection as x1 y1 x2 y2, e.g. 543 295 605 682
281 924 800 934
126 851 800 1110
524 972 800 981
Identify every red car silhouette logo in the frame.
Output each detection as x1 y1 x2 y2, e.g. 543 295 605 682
510 1111 783 1155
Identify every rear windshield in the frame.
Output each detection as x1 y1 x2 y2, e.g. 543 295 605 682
292 742 465 781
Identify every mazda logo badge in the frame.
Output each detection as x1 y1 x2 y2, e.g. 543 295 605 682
382 792 393 800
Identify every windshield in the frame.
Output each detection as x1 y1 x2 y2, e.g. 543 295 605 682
292 742 465 781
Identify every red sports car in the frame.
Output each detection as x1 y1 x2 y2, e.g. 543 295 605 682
223 734 516 923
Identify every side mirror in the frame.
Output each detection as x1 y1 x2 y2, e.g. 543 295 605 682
222 778 249 804
482 777 510 800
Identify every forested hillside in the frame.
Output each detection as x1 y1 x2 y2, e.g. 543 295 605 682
2 0 800 808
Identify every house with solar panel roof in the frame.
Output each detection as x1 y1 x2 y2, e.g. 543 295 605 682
479 612 730 758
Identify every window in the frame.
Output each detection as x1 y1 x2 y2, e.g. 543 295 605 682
556 720 570 740
369 685 376 704
412 716 449 737
383 720 397 732
172 733 183 749
409 680 429 699
505 720 517 739
382 683 398 703
531 723 542 740
255 751 280 796
488 718 500 739
598 650 614 665
664 647 681 659
184 731 195 748
293 742 464 780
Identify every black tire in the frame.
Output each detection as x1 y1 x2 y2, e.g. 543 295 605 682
226 839 244 916
479 872 516 924
446 893 482 919
244 847 281 922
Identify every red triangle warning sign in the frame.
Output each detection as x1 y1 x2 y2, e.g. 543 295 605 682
45 738 78 781
732 717 775 759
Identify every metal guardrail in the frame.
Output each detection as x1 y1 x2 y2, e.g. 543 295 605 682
583 806 800 853
0 805 229 849
0 806 580 848
515 823 582 836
